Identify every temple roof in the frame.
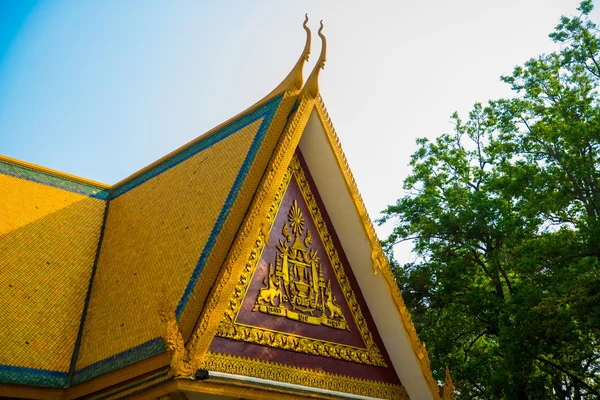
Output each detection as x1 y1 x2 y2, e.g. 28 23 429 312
0 18 451 400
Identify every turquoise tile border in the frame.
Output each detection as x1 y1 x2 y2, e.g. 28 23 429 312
0 159 109 200
111 94 283 200
176 94 281 316
0 364 67 388
71 338 165 386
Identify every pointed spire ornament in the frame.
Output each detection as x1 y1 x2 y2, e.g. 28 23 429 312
269 14 312 95
303 20 326 98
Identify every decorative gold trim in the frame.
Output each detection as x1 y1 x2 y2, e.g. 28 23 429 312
314 96 443 398
184 91 317 369
216 157 386 367
158 298 196 378
441 365 454 400
179 379 324 400
201 352 408 400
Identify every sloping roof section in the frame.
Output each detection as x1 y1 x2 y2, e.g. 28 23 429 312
0 158 108 388
72 92 296 385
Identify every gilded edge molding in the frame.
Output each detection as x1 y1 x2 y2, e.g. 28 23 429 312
178 380 324 400
200 352 408 400
184 89 317 368
216 156 386 367
314 96 443 399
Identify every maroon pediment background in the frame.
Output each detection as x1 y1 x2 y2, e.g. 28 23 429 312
209 151 400 385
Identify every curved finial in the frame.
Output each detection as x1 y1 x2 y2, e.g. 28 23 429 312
268 14 311 95
298 14 311 66
303 20 326 98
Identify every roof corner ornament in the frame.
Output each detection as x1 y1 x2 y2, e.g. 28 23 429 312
271 14 312 93
158 292 197 378
302 20 326 98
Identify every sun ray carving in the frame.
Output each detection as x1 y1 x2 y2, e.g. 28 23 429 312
288 200 304 236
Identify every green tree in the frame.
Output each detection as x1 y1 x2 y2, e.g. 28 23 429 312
379 2 600 398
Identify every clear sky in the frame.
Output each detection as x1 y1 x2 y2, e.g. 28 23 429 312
0 0 591 263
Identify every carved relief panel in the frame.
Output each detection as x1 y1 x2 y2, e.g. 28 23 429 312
215 155 386 367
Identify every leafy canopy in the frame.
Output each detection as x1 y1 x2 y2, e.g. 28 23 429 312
379 2 600 398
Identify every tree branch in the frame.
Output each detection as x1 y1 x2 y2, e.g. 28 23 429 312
536 356 600 396
464 330 486 362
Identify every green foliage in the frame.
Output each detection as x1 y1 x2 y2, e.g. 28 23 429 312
379 3 600 399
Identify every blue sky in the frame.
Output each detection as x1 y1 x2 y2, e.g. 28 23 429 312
0 0 591 262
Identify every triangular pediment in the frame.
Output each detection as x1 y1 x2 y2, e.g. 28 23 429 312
216 155 386 366
190 99 442 400
204 153 405 399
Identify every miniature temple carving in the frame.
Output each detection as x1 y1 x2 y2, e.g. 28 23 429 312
254 200 349 331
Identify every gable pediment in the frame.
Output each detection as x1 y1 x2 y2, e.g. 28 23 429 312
204 153 406 399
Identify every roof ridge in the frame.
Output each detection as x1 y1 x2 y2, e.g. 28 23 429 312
0 155 110 191
65 190 112 388
113 16 313 193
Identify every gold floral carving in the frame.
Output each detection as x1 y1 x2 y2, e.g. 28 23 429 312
315 96 443 398
200 352 409 400
216 157 387 367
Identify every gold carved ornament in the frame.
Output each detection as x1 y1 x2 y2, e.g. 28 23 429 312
315 96 444 398
216 157 386 367
183 92 316 368
185 19 325 365
440 365 455 400
201 352 409 400
158 294 197 378
253 199 349 331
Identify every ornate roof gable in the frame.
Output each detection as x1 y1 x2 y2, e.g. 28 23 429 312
0 17 452 400
203 154 407 399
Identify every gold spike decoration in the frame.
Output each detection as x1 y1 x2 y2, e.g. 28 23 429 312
440 365 454 400
302 20 326 98
269 14 312 95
